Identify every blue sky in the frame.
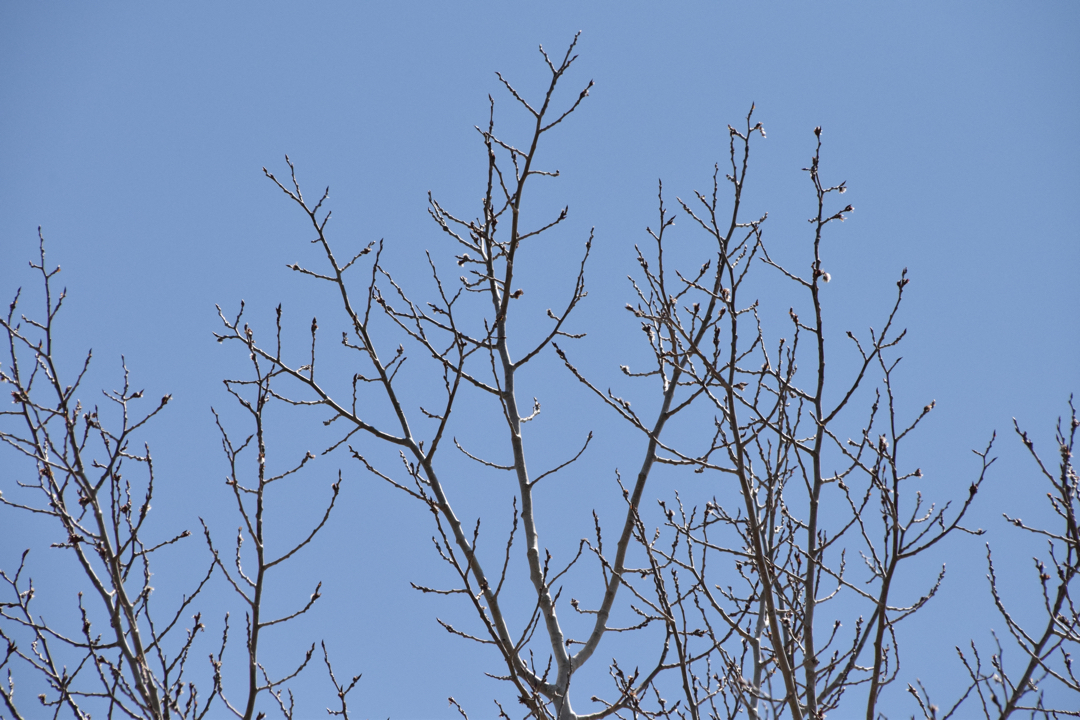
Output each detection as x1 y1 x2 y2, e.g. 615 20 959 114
2 2 1078 717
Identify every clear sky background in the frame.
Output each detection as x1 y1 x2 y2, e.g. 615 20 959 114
2 2 1078 718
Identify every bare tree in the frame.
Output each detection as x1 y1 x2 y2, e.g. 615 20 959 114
209 37 1005 719
2 38 1076 720
0 236 356 719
